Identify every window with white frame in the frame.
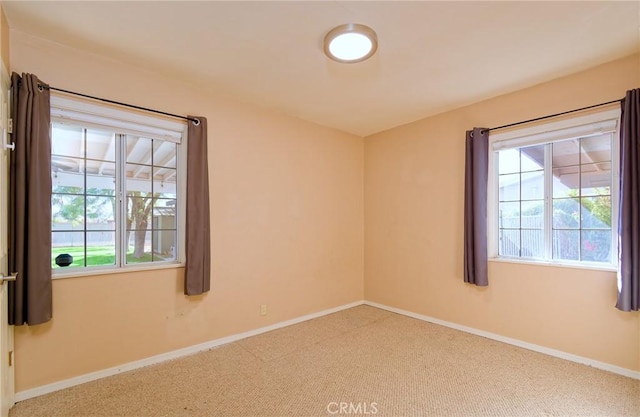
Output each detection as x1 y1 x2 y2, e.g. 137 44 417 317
50 96 186 273
489 109 619 267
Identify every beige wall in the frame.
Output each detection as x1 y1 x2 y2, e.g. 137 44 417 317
0 4 8 71
365 54 640 371
10 31 364 391
7 22 640 394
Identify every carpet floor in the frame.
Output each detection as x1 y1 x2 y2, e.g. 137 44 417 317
9 305 640 416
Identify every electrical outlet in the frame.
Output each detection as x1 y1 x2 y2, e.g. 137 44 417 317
260 304 267 316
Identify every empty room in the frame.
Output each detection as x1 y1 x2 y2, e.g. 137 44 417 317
0 1 638 416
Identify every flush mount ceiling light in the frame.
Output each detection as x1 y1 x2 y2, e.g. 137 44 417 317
323 23 378 63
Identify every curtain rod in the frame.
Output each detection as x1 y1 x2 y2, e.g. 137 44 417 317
39 84 200 125
482 98 622 134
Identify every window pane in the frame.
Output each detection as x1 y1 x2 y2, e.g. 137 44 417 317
499 202 520 229
521 171 544 200
52 194 85 229
153 140 177 168
581 230 611 263
153 199 177 229
127 196 153 229
86 232 116 266
580 134 611 163
153 168 177 198
126 163 152 193
52 232 84 268
499 229 520 257
498 149 520 175
552 139 580 168
52 124 83 158
521 230 544 258
552 166 579 198
126 230 152 264
86 162 116 194
86 129 116 162
86 196 116 229
520 145 544 172
581 162 611 197
52 157 85 193
552 230 579 261
126 136 153 164
553 198 580 229
499 173 519 202
126 191 152 265
153 230 176 262
581 196 611 229
521 200 543 229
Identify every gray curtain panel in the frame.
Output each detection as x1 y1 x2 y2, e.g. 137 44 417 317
184 116 211 295
616 88 639 311
8 73 52 325
464 128 489 286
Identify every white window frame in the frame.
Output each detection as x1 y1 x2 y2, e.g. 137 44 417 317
488 108 620 270
50 95 188 278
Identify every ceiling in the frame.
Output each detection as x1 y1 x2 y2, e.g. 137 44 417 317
3 1 639 137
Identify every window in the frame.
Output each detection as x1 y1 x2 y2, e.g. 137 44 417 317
50 96 186 274
489 110 619 267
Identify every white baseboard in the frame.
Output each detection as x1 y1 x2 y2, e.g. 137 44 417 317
15 300 365 402
16 298 638 402
364 300 640 380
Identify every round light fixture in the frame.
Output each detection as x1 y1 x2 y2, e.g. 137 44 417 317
323 23 378 63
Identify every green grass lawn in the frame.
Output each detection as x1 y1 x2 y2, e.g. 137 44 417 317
52 246 154 268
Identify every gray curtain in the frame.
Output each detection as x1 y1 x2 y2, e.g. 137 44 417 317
184 116 211 295
464 128 489 286
8 73 52 325
616 88 639 311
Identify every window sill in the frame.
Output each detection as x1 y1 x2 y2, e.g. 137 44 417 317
488 257 617 273
51 262 185 280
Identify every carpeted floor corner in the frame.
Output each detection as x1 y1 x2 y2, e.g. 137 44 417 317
9 305 640 416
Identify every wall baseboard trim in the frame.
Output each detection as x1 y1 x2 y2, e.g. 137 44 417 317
363 300 640 380
15 298 638 402
15 300 365 402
